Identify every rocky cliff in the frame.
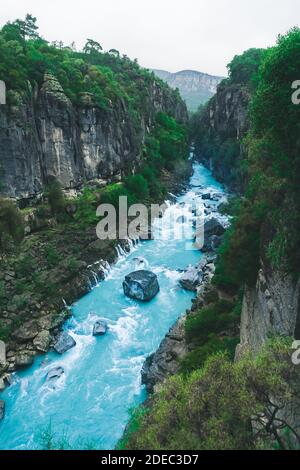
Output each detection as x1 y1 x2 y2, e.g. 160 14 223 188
0 73 187 203
153 69 224 112
192 82 250 192
194 80 300 357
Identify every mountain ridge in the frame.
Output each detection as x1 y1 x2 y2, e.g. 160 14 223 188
152 68 225 112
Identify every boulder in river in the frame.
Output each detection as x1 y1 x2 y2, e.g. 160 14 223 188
202 192 212 200
54 332 76 354
46 366 65 381
93 320 108 336
0 400 5 421
123 270 159 301
204 217 226 238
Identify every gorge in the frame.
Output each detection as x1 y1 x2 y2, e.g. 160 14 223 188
1 15 300 452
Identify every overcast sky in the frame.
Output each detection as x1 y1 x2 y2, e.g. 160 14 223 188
1 0 299 76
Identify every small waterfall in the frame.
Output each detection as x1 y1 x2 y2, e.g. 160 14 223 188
91 271 99 287
99 260 111 278
116 244 127 259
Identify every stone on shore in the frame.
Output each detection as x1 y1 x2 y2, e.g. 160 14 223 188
33 330 51 353
179 266 203 291
93 320 108 336
123 270 160 301
15 353 34 368
54 332 76 354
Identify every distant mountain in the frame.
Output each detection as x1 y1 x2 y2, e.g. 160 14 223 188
152 69 225 112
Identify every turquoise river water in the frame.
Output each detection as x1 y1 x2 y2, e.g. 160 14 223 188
0 163 224 450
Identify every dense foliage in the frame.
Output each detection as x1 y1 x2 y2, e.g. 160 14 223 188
0 14 178 122
214 28 300 292
180 296 240 375
120 339 300 450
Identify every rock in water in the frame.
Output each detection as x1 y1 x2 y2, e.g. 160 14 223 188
0 400 5 421
93 320 108 336
204 217 226 237
46 367 65 381
123 270 159 301
54 332 76 354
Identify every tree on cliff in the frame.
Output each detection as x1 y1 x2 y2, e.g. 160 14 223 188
13 14 39 40
83 38 103 55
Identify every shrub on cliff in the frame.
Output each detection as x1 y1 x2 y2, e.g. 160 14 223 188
124 175 149 200
119 338 300 450
45 180 66 217
0 197 24 252
180 298 241 375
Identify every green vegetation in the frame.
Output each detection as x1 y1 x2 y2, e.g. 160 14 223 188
226 48 266 88
0 14 178 127
45 180 66 217
190 48 265 192
213 27 300 292
120 338 300 450
180 296 240 375
0 197 24 253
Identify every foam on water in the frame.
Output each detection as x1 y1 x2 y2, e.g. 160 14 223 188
0 163 225 450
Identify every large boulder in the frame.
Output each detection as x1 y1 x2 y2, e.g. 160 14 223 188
93 320 108 336
46 367 64 381
204 217 226 238
0 400 5 421
179 266 202 291
196 217 226 252
54 332 76 354
123 270 159 301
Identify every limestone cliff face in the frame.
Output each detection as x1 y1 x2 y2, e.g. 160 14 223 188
236 265 300 358
0 74 187 201
193 83 250 192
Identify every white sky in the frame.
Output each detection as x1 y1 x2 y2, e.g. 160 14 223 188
1 0 299 76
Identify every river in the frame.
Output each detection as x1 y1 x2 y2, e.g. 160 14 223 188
0 163 225 450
